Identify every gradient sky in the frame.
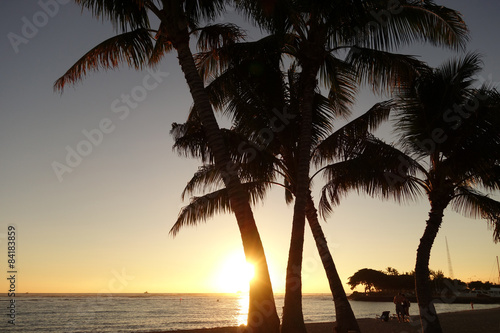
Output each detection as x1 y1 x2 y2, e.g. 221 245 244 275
1 1 500 295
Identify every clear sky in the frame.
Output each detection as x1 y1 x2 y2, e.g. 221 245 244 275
1 1 500 295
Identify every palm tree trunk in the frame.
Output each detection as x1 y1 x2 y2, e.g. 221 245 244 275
415 200 447 333
174 34 280 333
305 194 361 333
282 197 307 333
281 59 321 333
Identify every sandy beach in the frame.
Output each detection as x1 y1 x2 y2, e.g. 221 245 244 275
149 307 500 333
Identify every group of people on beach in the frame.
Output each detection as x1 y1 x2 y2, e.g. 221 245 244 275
393 293 411 322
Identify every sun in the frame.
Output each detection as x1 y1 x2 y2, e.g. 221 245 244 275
214 251 255 293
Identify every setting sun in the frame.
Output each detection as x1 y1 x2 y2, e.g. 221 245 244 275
214 252 255 293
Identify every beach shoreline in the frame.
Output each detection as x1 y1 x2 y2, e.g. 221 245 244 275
146 307 500 333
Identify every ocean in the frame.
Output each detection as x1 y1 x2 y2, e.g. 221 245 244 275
1 293 498 332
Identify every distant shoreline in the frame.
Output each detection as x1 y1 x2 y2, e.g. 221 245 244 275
348 292 500 304
145 307 500 333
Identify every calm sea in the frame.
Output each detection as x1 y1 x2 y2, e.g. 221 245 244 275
1 293 498 332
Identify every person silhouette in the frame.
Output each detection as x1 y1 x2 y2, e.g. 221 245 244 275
402 294 410 320
393 293 407 322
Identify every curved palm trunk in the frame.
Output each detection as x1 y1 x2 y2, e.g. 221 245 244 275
305 194 360 333
281 59 321 333
415 199 448 333
174 35 279 333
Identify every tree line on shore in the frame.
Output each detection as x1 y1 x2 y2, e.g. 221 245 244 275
348 267 500 295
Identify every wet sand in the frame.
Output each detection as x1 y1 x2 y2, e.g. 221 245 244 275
148 307 500 333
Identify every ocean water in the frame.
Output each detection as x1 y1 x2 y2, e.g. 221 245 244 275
1 293 498 332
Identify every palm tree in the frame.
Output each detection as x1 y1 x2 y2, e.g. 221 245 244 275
171 55 396 332
53 2 280 332
234 2 469 332
320 53 500 333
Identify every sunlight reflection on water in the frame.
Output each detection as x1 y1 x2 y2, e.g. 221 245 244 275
234 293 249 326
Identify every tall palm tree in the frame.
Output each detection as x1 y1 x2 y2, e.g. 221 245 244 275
320 53 500 333
53 2 280 332
234 2 469 332
171 55 396 332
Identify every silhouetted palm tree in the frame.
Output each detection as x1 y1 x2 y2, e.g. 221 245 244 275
234 2 469 332
53 2 280 332
320 53 500 333
170 59 394 332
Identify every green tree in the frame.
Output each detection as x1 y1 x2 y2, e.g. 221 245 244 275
53 2 280 332
234 2 468 332
386 267 400 276
347 268 387 292
468 280 492 291
321 53 500 333
394 273 415 292
348 268 414 292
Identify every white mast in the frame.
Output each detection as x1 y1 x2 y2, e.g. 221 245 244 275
445 237 454 279
497 256 500 284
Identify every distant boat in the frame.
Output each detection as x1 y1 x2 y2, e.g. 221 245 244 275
144 291 148 294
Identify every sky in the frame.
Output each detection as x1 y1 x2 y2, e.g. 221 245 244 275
1 1 500 295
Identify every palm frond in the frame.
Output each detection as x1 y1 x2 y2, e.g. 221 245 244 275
171 110 213 164
346 47 428 94
309 91 338 145
438 52 482 89
54 29 154 91
172 102 281 184
170 181 271 237
181 164 224 200
350 0 468 52
238 149 279 185
196 34 285 83
194 23 246 52
319 54 357 117
399 1 469 50
318 137 424 218
183 0 227 27
476 165 500 191
170 188 230 237
394 52 500 159
76 0 150 31
389 51 500 243
233 0 292 34
200 39 287 133
452 187 500 242
149 33 174 66
312 100 394 165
